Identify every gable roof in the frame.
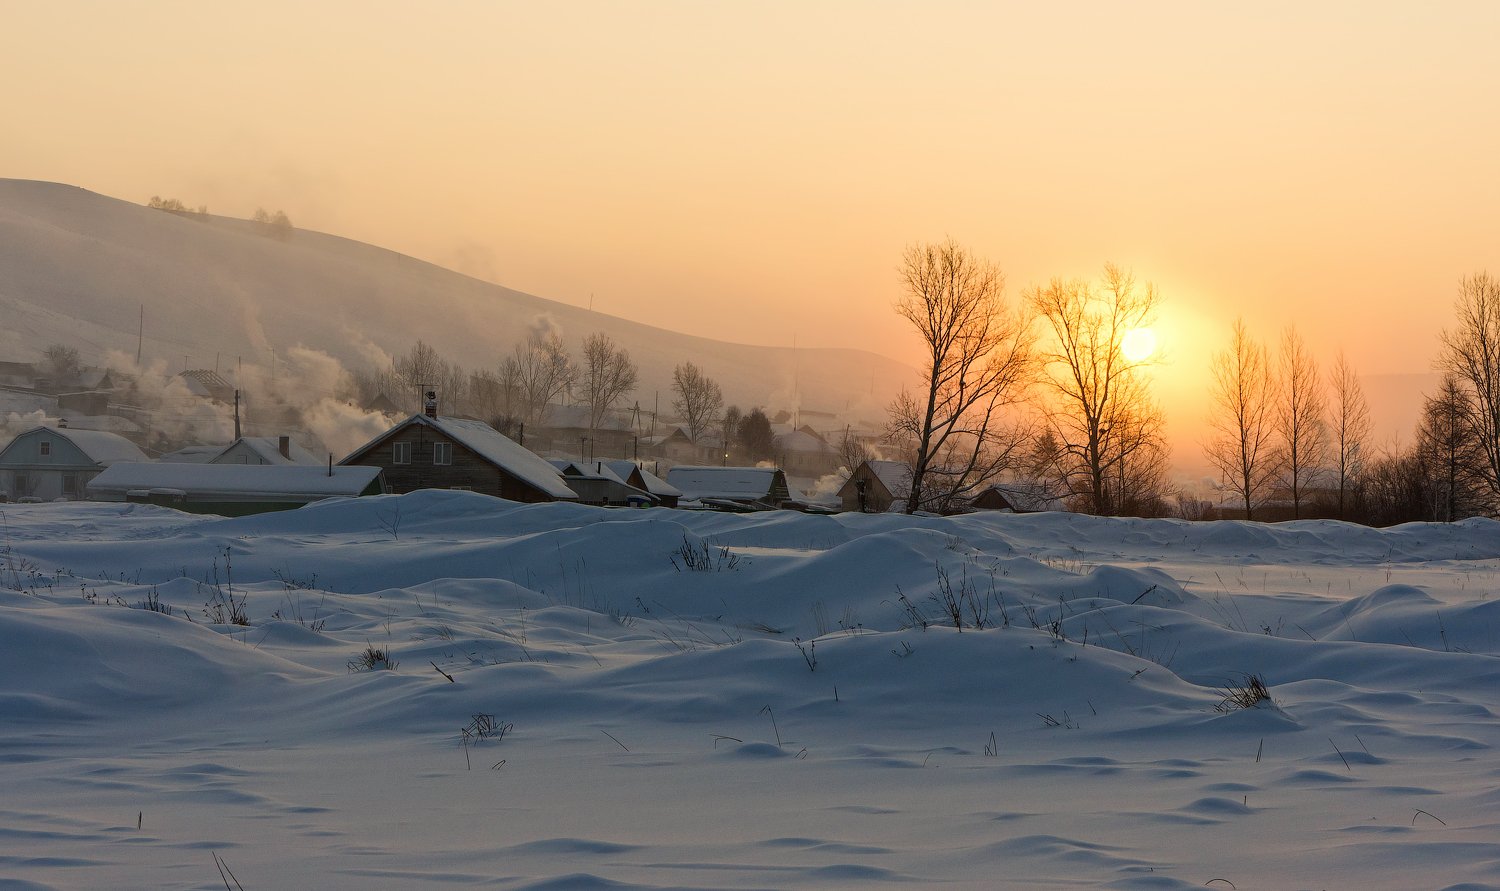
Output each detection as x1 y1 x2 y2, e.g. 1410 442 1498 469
865 460 910 496
87 462 382 500
213 436 321 466
602 460 683 498
342 414 577 501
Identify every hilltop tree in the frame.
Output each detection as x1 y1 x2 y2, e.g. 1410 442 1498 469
580 333 638 432
672 361 723 443
1205 319 1279 519
886 240 1034 514
42 343 82 379
1028 264 1163 515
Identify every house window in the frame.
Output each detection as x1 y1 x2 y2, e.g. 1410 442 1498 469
393 442 411 465
433 442 452 465
38 441 51 457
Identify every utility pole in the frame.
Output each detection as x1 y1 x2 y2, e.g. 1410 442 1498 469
136 305 143 366
233 390 241 439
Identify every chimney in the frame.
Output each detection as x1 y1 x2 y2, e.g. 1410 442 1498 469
278 435 290 459
424 389 439 419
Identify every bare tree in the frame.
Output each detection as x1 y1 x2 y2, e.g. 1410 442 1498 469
1028 264 1163 515
1417 374 1486 521
393 340 445 409
1438 272 1500 512
886 240 1034 514
721 405 744 462
503 333 575 426
1274 326 1327 519
1327 350 1371 520
579 333 639 433
41 343 82 379
836 426 874 473
672 361 723 443
1206 320 1280 520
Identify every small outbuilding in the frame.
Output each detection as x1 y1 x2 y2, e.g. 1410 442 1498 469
549 460 655 507
601 460 682 508
211 435 321 466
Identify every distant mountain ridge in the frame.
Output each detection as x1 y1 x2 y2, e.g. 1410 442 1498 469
0 179 912 424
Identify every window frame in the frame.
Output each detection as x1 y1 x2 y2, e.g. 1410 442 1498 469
392 441 412 465
433 442 452 466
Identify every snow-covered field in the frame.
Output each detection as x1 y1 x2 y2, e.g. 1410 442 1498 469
3 493 1500 890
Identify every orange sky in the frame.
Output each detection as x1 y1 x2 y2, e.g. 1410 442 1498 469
4 1 1499 464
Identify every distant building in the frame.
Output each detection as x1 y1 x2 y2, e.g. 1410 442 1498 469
0 424 147 501
340 411 577 503
177 369 236 404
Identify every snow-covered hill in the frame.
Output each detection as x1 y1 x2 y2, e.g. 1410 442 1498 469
0 179 912 421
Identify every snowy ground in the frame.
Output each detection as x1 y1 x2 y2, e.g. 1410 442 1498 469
3 492 1500 890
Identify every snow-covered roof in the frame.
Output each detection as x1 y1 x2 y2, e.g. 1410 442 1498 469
87 462 382 500
865 460 910 495
603 460 683 498
549 459 633 486
666 466 783 501
774 429 832 454
158 445 222 464
344 414 576 500
35 426 148 466
213 436 321 466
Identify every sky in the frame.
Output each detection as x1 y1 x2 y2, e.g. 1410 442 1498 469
4 1 1499 459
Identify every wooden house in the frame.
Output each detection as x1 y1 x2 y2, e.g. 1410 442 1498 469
0 424 147 501
339 412 577 503
838 460 909 513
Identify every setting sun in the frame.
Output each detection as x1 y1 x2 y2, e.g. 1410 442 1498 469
1121 327 1158 362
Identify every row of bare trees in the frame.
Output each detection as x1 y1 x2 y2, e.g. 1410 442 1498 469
888 240 1499 524
355 332 640 435
886 240 1170 516
1205 273 1500 523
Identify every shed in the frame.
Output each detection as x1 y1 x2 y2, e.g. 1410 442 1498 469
211 436 321 466
549 460 655 506
602 460 682 508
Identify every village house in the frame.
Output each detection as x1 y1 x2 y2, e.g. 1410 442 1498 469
549 460 655 506
86 463 384 516
0 424 147 501
339 402 577 503
535 404 639 460
210 435 321 466
838 460 910 513
773 425 838 478
601 459 681 508
666 465 794 511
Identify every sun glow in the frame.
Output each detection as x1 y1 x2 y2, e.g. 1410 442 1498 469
1121 327 1158 362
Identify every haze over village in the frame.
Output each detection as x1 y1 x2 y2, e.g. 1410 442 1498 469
3 4 1500 890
